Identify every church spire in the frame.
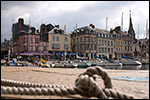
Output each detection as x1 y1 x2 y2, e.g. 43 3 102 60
128 10 135 40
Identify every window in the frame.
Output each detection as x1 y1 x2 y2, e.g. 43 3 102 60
85 37 88 42
57 36 59 41
108 41 110 46
99 47 101 53
111 41 113 46
102 40 104 46
30 46 32 51
102 48 104 53
106 34 108 38
102 34 103 38
35 38 38 43
99 40 101 46
111 48 113 53
64 44 69 50
80 44 82 50
85 44 89 50
53 36 55 41
91 37 93 42
33 46 35 51
43 46 46 51
108 48 110 53
65 37 68 42
105 40 107 46
25 38 27 43
25 46 28 50
52 44 60 49
35 46 38 51
91 44 93 49
33 37 35 43
105 48 107 53
94 45 96 50
80 37 82 42
94 37 96 42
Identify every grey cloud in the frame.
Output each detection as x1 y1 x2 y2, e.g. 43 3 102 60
1 1 149 42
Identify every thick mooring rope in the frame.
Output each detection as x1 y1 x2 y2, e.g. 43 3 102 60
1 66 137 99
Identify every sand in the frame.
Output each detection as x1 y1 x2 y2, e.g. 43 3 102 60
1 66 149 99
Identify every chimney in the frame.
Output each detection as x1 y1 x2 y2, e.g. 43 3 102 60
31 27 36 33
18 18 24 31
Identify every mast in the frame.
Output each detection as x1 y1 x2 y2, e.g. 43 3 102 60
64 25 67 61
40 19 42 59
137 24 140 57
138 24 139 39
121 12 123 31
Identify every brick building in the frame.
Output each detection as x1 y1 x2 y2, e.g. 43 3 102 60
12 18 48 54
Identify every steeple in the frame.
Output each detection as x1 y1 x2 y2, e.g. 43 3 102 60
128 10 135 40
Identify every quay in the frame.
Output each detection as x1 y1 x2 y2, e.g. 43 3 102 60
1 66 149 99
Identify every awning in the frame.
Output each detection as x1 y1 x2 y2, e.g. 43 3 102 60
55 52 84 55
16 52 52 56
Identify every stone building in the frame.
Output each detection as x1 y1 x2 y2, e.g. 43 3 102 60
110 26 133 59
71 24 97 59
48 26 71 54
96 28 114 60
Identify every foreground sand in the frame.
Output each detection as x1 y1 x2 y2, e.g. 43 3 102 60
1 66 149 99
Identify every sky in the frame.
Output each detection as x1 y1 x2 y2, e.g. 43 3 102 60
1 1 149 42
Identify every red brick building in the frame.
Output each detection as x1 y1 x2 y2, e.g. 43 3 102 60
13 32 48 53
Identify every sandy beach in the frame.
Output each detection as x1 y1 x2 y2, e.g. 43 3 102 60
1 66 149 99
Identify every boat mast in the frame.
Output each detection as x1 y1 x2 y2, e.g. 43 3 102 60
121 12 123 31
146 19 148 58
40 19 43 59
106 17 108 31
137 24 140 58
64 25 66 61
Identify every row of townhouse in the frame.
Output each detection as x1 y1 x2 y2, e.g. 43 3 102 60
12 18 144 60
12 18 71 56
71 24 133 60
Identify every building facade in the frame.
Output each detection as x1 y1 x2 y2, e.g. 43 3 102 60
12 18 48 54
40 23 54 42
71 24 97 59
48 27 71 53
96 29 114 60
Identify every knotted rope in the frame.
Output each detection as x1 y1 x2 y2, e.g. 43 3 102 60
1 66 137 99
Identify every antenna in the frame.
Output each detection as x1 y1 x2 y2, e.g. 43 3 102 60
75 23 77 29
64 25 66 34
41 19 43 24
106 17 108 31
29 17 31 27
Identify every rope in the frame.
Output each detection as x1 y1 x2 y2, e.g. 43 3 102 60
1 66 138 99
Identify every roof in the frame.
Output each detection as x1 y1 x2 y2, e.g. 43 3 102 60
95 28 111 34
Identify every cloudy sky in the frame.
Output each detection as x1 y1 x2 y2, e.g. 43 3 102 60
1 1 149 42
